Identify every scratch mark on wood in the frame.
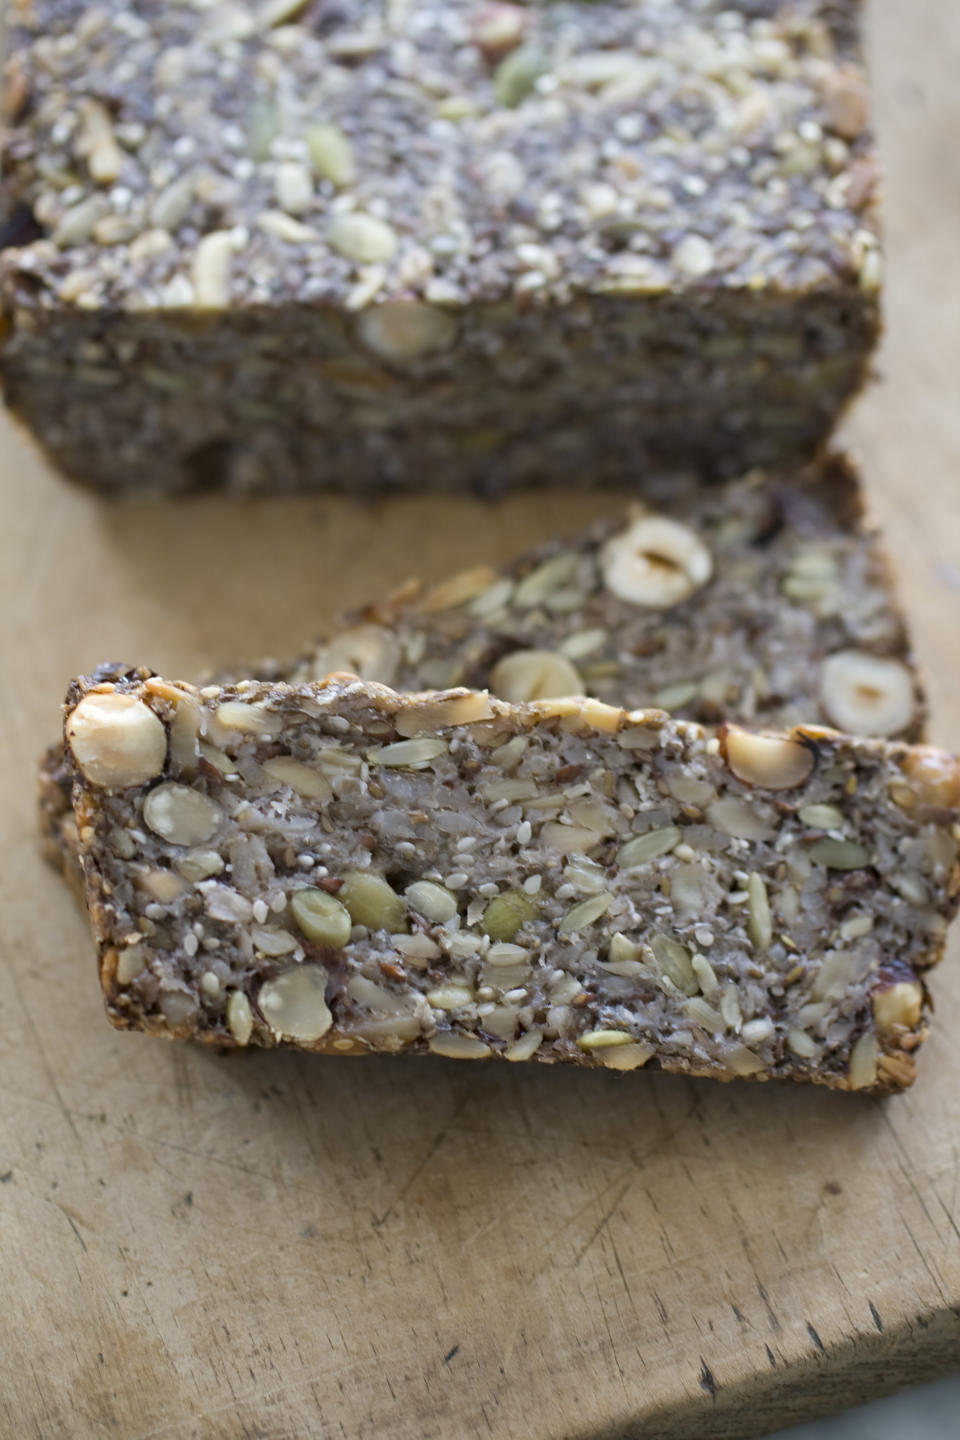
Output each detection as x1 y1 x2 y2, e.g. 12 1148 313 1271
869 1301 884 1333
129 1129 284 1188
894 1154 938 1230
1 941 81 1148
755 1280 781 1333
882 1112 952 1261
372 1130 447 1228
765 1344 777 1369
499 1318 527 1375
831 1263 852 1297
934 1193 960 1246
609 1234 636 1315
627 1096 703 1173
573 1177 633 1266
599 1293 626 1382
58 1206 88 1253
170 1047 194 1117
561 1167 634 1231
698 1359 718 1399
652 1291 668 1326
901 1216 950 1303
731 1304 746 1324
806 1322 825 1353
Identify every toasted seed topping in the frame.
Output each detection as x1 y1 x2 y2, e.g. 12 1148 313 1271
404 880 459 923
192 230 238 309
262 757 333 803
847 1031 879 1090
328 212 398 264
339 872 408 932
494 43 546 107
578 1029 634 1050
290 889 352 947
746 873 772 951
798 803 846 829
215 701 281 736
599 1041 654 1071
808 839 871 870
226 991 254 1046
505 1029 543 1062
367 738 449 768
258 965 333 1042
426 983 473 1011
558 893 612 934
306 123 356 186
115 944 145 986
480 890 538 942
618 827 682 867
787 1028 818 1058
428 1033 491 1060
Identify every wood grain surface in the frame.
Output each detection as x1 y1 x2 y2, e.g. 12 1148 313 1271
2 2 959 1435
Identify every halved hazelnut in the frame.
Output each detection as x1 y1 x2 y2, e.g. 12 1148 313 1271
357 300 457 364
490 649 584 703
601 514 712 608
820 651 915 737
67 691 166 789
896 747 960 809
723 726 815 791
310 624 398 686
872 981 923 1033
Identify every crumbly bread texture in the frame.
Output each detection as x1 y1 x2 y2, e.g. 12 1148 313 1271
2 0 879 493
39 458 922 890
63 672 960 1093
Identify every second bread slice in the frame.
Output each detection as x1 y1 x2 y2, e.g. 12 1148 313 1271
40 457 922 893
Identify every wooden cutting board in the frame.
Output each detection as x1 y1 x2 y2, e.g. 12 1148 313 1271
2 2 959 1435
